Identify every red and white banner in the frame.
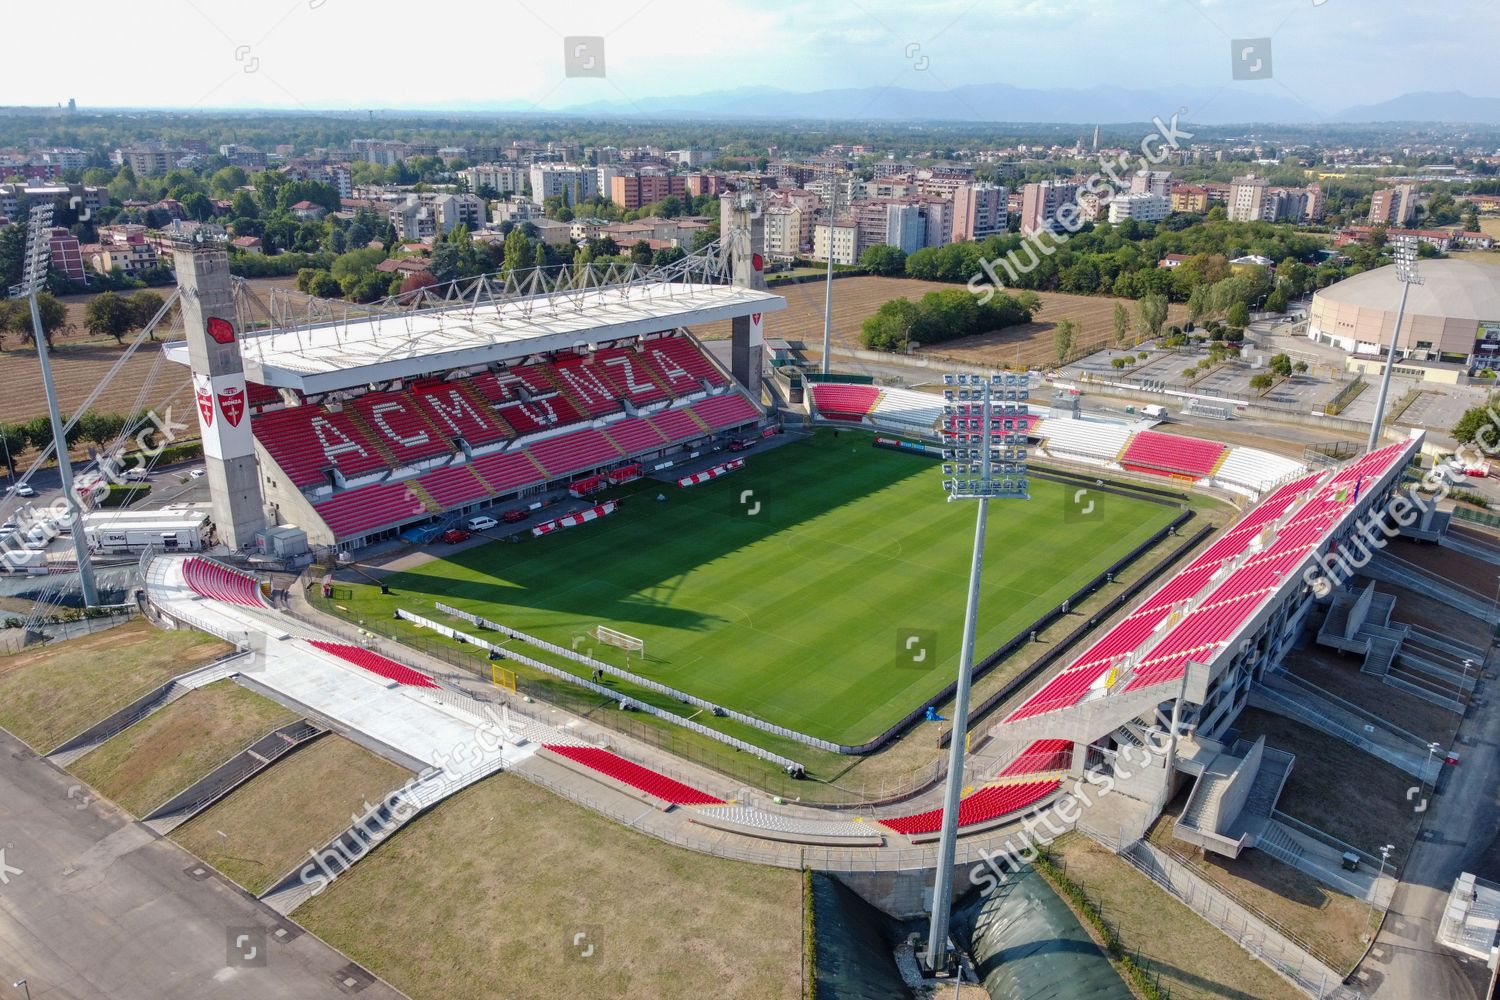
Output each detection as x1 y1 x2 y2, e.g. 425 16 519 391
192 371 254 461
531 500 619 538
677 458 745 488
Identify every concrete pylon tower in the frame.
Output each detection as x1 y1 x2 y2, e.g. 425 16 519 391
175 245 266 550
728 194 766 400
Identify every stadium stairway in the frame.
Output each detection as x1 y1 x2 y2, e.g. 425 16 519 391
406 480 444 515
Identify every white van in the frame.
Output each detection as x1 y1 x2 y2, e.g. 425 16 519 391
466 515 498 532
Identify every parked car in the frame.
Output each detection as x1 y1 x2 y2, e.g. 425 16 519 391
441 528 472 544
6 483 35 497
466 515 498 532
123 468 151 482
501 509 527 523
188 468 206 479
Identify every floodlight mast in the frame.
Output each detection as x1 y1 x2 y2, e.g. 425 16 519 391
10 205 98 607
1366 241 1422 453
924 371 1030 973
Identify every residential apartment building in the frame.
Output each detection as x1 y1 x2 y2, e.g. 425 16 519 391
1108 192 1171 224
1228 175 1269 222
1369 184 1418 226
609 170 687 210
762 206 804 258
1129 170 1172 197
528 164 598 205
1019 180 1080 235
430 193 486 233
47 228 85 282
460 163 526 196
952 183 1008 241
120 145 179 176
0 183 107 221
1170 184 1210 214
389 198 436 241
913 166 975 199
812 220 859 265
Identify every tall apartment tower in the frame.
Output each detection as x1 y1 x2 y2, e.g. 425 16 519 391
176 245 266 550
727 196 766 401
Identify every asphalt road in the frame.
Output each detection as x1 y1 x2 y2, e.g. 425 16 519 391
0 728 408 1000
1354 646 1500 1000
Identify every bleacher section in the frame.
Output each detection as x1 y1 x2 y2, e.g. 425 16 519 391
543 744 725 805
307 640 439 689
880 778 1060 835
999 738 1073 776
182 557 268 608
248 334 761 542
1120 430 1227 479
1033 417 1134 465
870 386 944 432
1004 439 1416 723
1214 448 1307 495
809 384 881 421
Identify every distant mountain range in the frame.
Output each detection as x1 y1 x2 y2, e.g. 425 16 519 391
496 83 1500 126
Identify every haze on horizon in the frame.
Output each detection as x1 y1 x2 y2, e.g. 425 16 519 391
6 0 1498 120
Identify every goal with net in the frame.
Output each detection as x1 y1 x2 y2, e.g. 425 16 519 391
594 625 644 658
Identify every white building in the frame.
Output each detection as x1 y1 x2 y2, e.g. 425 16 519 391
886 202 925 255
1108 192 1171 224
763 206 804 258
1129 170 1172 197
460 163 526 196
528 164 598 206
812 221 859 265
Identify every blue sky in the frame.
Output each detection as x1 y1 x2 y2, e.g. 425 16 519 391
8 0 1495 113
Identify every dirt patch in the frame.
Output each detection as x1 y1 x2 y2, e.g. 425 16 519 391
1387 536 1500 602
296 770 802 1000
1050 832 1305 1000
172 734 411 894
69 679 298 816
0 276 296 427
1149 796 1375 973
1231 708 1424 867
1282 645 1459 745
699 275 1188 368
0 619 231 752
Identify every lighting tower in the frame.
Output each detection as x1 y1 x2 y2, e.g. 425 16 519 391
1366 240 1422 452
8 205 98 607
924 371 1030 973
820 170 841 376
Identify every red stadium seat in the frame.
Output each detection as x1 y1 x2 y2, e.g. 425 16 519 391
544 744 723 805
182 557 268 608
307 640 439 688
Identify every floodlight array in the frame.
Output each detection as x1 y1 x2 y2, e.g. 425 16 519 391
939 372 1030 500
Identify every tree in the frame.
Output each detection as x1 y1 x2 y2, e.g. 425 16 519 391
0 422 26 474
1136 293 1168 341
1269 352 1294 377
859 297 921 352
399 270 438 299
501 228 531 273
1111 301 1128 348
85 292 135 343
1226 301 1250 329
629 240 653 267
1452 395 1500 445
74 411 125 451
126 290 166 332
1293 360 1309 374
1265 288 1289 314
859 244 907 277
1053 318 1077 366
1249 372 1275 391
21 293 68 348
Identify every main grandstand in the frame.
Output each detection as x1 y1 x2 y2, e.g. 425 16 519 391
163 248 782 548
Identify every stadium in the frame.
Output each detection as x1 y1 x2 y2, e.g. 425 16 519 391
72 217 1457 992
1308 258 1500 368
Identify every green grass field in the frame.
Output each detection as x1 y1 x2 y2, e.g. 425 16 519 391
345 431 1178 746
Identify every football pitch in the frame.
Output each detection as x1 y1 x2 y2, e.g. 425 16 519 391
357 431 1180 746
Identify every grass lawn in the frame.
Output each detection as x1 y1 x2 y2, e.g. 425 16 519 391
296 770 801 1000
69 680 297 817
0 619 232 752
1050 832 1306 1000
340 430 1179 746
1149 799 1375 974
172 735 411 894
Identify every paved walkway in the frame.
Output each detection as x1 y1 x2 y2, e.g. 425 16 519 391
1353 640 1500 1000
0 728 408 1000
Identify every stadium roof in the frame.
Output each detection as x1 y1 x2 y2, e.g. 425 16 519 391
164 280 784 394
1314 259 1500 320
